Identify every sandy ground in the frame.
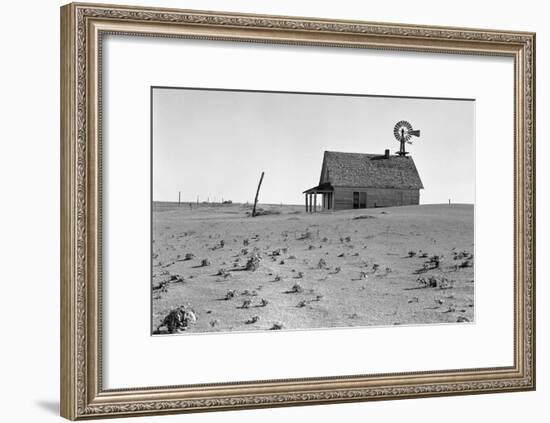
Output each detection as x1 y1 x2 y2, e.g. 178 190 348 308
152 203 474 334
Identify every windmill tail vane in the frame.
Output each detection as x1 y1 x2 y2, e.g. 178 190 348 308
393 120 421 156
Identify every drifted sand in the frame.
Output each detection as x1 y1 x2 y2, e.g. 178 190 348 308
152 203 474 334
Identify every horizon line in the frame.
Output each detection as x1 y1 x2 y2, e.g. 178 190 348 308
152 200 475 206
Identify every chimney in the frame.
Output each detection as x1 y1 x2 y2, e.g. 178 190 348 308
384 149 390 159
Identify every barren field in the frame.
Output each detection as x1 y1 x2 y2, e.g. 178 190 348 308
152 203 474 334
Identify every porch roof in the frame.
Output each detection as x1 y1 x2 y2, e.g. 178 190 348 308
302 182 334 194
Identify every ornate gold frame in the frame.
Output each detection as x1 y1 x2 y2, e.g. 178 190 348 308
60 2 536 420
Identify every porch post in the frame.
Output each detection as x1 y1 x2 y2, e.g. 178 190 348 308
314 193 317 212
305 194 308 212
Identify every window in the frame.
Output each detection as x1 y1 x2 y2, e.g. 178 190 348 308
353 192 359 209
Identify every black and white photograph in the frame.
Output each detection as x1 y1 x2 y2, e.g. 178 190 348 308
2 0 541 421
151 87 475 335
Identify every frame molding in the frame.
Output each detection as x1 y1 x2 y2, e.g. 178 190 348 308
60 2 535 420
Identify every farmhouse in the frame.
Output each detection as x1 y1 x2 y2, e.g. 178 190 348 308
303 150 423 211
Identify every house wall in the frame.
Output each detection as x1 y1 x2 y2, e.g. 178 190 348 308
333 186 419 210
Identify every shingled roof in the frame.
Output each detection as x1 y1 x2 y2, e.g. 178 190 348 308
319 151 423 190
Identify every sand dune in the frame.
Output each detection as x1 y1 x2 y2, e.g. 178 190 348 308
152 203 474 335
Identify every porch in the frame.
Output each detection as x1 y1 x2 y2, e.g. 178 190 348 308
302 183 334 213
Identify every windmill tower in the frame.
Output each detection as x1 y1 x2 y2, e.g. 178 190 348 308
393 120 421 156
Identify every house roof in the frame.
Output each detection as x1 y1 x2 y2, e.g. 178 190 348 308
319 151 423 189
303 182 334 194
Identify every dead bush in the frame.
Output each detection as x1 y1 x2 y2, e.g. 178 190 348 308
246 315 260 324
245 253 261 271
287 283 303 294
156 306 197 334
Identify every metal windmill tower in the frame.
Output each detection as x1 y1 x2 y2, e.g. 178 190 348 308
393 120 421 156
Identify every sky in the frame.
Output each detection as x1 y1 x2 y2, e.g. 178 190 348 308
152 88 475 205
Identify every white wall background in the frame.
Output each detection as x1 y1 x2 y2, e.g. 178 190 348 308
0 0 546 422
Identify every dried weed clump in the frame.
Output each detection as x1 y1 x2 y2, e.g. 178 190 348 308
156 306 197 334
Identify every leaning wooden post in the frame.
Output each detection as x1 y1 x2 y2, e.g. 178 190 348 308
252 171 265 217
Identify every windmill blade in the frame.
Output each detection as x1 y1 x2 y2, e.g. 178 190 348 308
393 121 420 156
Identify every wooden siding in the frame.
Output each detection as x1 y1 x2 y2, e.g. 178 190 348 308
333 186 419 210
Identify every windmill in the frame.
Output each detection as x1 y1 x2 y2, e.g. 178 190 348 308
393 120 421 156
